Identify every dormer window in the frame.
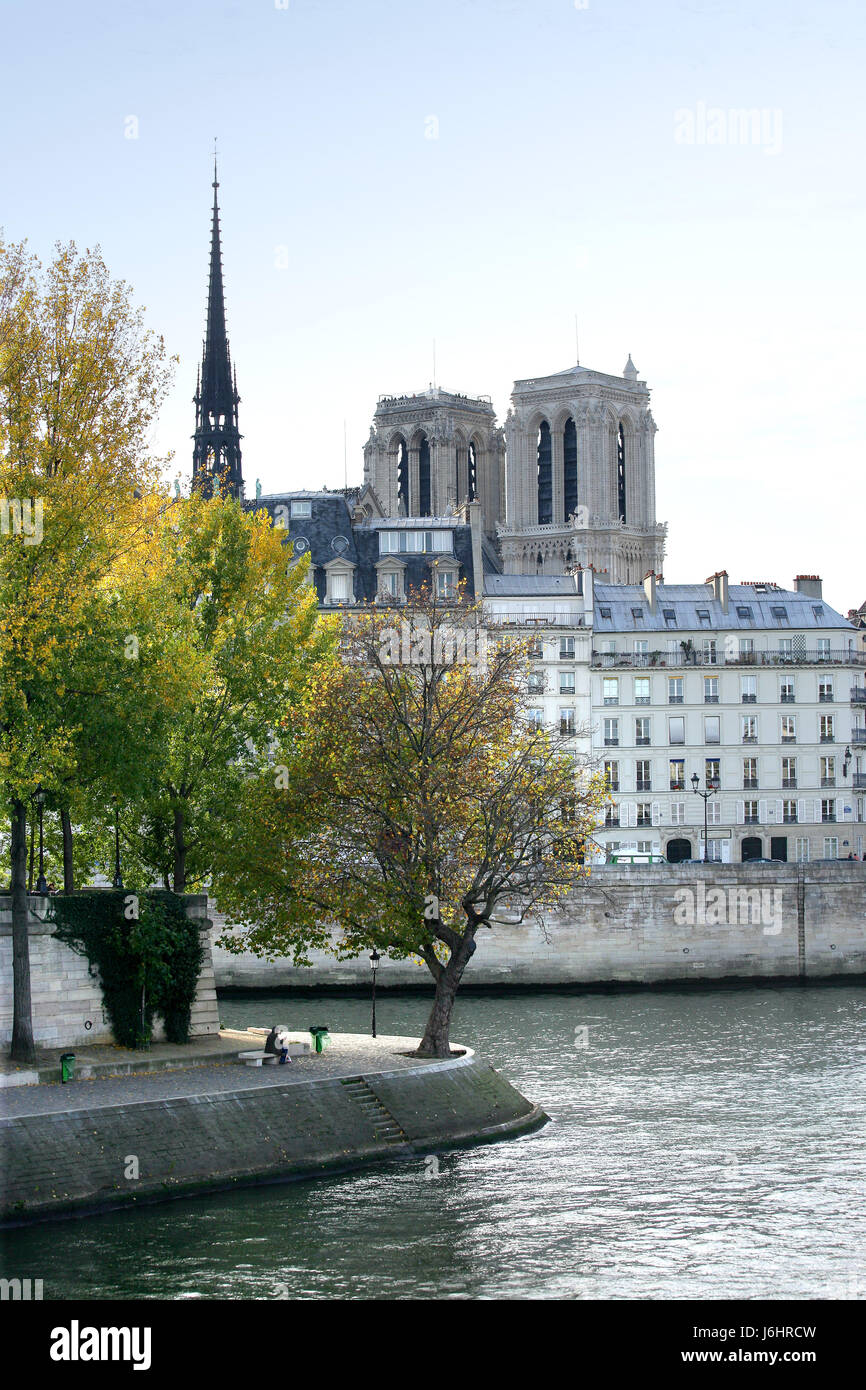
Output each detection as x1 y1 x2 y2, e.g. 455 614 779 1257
663 608 677 624
631 607 644 620
291 500 312 518
697 609 711 625
736 605 753 620
598 605 612 619
771 605 789 622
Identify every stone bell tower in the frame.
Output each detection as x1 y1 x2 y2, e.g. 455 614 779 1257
498 356 666 580
363 387 506 537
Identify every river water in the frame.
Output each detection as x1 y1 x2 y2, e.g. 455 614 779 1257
3 984 865 1300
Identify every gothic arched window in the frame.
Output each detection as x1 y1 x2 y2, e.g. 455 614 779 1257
617 422 627 523
563 417 578 518
467 441 478 502
418 434 431 516
537 421 552 525
396 438 409 515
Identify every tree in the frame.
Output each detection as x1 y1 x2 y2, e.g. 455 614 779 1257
214 589 605 1056
0 236 173 1061
124 492 337 893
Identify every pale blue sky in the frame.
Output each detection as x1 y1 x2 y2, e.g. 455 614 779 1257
2 0 864 612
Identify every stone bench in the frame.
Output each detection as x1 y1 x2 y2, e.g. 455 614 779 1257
237 1042 311 1067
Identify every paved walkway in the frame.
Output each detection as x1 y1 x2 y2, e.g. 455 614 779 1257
0 1032 454 1119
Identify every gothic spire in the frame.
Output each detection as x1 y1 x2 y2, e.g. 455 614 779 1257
192 153 243 500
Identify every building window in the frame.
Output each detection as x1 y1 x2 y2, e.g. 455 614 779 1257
636 760 652 792
707 800 721 825
435 569 456 598
605 804 621 828
634 677 651 705
771 605 789 623
604 718 619 746
820 756 836 788
379 570 402 599
705 758 720 787
820 715 835 743
744 800 759 825
780 679 795 704
703 639 718 665
560 637 575 659
527 707 544 729
663 608 677 625
742 715 757 743
671 802 685 825
823 837 839 858
636 803 652 827
818 680 834 703
743 758 758 790
617 422 627 522
697 609 711 625
528 672 545 693
704 715 720 744
812 605 825 619
537 421 553 525
816 638 831 661
603 677 619 705
631 607 644 621
328 571 352 604
560 708 576 736
559 670 576 696
736 605 754 621
795 837 810 862
668 677 683 704
669 716 685 745
821 799 836 823
670 759 685 791
704 677 719 703
780 715 796 743
741 676 757 703
290 499 312 518
599 605 612 619
635 717 651 746
782 756 797 789
783 800 798 824
779 638 793 658
705 839 723 860
527 638 543 659
604 761 619 792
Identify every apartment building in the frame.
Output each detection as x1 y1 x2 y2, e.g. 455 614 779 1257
589 572 864 863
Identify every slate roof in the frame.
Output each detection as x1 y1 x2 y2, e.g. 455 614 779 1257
247 492 478 604
485 575 584 597
592 583 854 633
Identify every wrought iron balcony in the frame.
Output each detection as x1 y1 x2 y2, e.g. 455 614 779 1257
853 773 866 788
591 649 865 669
852 729 866 744
851 688 866 705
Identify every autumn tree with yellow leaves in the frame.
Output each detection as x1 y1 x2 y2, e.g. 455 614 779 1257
214 590 606 1057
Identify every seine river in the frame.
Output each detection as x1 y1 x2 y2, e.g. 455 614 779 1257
4 985 865 1300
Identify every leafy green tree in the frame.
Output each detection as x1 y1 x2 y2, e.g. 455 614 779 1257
214 591 605 1056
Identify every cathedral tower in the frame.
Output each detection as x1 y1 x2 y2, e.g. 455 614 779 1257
499 358 666 581
192 160 243 500
363 388 505 538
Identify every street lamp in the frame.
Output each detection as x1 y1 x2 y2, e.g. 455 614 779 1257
369 949 381 1038
691 773 719 862
112 795 123 890
34 785 48 894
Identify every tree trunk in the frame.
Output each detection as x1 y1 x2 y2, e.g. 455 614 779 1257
10 800 36 1063
27 806 35 893
415 930 477 1058
172 804 186 893
61 806 75 893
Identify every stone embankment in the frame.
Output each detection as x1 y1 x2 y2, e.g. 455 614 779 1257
211 863 866 989
0 1033 546 1224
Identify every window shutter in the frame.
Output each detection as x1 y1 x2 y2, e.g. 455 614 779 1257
624 802 637 828
775 798 784 825
758 799 768 824
797 799 806 824
651 801 661 826
737 799 745 825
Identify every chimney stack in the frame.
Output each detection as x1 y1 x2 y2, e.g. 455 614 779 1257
643 570 657 613
706 570 729 613
794 574 823 600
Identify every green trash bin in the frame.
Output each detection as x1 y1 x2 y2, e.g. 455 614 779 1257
60 1052 75 1084
308 1025 331 1054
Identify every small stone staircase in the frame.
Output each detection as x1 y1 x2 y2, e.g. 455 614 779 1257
340 1076 410 1146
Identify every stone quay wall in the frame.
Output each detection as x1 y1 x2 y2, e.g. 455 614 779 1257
0 1051 543 1222
210 863 866 990
0 894 220 1048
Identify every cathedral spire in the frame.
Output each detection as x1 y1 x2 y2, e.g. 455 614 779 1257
192 153 243 500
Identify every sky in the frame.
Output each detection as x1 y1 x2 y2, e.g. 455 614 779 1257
2 0 864 614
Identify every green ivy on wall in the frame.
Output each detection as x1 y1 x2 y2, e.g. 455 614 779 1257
50 892 204 1049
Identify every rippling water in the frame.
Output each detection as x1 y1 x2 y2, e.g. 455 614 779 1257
3 984 865 1300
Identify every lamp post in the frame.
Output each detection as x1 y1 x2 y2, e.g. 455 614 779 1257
34 786 48 894
369 949 380 1038
112 795 123 890
691 772 719 862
